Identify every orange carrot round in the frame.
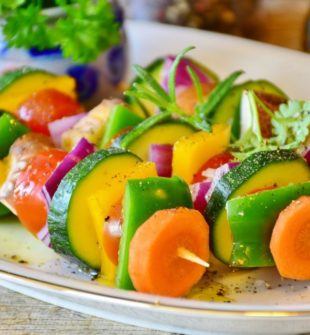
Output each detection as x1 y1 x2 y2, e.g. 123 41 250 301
128 207 209 297
270 196 310 280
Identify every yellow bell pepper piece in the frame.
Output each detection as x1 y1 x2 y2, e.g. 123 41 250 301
88 161 157 284
172 124 230 184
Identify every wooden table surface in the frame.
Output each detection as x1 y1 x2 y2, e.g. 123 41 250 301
1 1 309 334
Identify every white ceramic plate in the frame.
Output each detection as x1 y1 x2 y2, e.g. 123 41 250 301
0 21 310 335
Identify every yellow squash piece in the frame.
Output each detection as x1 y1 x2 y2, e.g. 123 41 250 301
172 124 230 184
88 161 157 284
0 72 76 112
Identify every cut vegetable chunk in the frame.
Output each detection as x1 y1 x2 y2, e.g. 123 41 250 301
227 182 310 267
0 112 29 159
205 150 310 264
121 120 195 161
270 196 310 280
116 176 193 290
48 149 141 269
0 67 76 112
173 124 230 184
100 105 143 147
87 161 157 282
129 207 209 297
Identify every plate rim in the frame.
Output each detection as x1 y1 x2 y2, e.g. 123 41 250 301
1 258 310 316
1 20 310 321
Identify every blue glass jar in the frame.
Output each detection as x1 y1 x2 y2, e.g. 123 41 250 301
0 1 127 108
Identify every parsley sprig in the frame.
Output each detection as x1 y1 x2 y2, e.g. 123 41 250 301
125 46 242 132
1 0 121 63
231 91 310 160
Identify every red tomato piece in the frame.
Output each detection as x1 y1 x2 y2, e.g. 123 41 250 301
16 89 83 135
13 148 66 235
192 151 234 184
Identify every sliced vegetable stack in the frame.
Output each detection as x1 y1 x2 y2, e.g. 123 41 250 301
0 46 310 300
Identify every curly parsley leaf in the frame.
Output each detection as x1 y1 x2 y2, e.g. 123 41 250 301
272 100 310 148
1 0 121 63
231 91 310 160
3 5 53 50
125 46 215 132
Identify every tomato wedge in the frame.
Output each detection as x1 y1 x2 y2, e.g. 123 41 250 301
13 148 66 235
17 89 83 135
192 151 233 184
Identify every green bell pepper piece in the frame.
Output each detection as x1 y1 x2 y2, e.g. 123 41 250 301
116 176 193 290
100 105 143 148
0 203 10 218
0 112 29 159
226 181 310 268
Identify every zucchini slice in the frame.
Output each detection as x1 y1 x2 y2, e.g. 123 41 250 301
205 150 310 264
120 120 195 161
48 148 141 269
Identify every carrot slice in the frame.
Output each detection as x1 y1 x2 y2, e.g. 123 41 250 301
270 196 310 280
128 207 209 297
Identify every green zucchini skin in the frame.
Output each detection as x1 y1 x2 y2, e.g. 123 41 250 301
48 148 141 269
119 117 196 161
227 181 310 267
205 150 310 264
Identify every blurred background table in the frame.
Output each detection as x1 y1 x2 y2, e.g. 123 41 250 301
121 0 310 51
1 1 310 334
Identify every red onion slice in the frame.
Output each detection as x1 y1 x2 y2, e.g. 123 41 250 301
149 144 173 177
40 138 95 247
42 137 95 202
192 181 212 213
48 113 86 147
162 56 211 91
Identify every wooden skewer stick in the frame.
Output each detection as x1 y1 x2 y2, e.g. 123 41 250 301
177 247 210 268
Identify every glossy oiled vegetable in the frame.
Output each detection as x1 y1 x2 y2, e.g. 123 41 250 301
48 149 141 269
205 150 310 264
270 196 310 280
13 148 66 235
121 119 195 161
87 161 157 281
101 105 143 147
0 67 76 112
61 99 121 151
0 112 29 159
172 124 230 184
116 176 193 290
226 181 310 267
129 207 209 297
17 89 83 136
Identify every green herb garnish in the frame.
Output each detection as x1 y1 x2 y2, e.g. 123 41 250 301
1 0 121 63
231 91 310 159
125 46 242 133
